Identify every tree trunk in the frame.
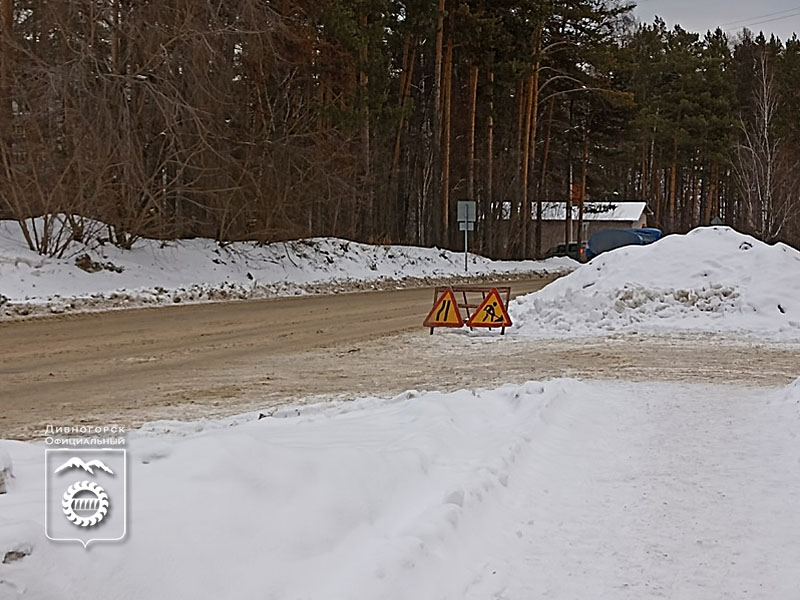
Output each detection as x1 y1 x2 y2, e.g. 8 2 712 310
392 34 416 241
441 8 454 247
111 0 120 73
705 162 718 225
515 78 525 223
391 34 415 183
430 0 446 246
565 100 574 246
467 64 478 201
669 137 678 231
577 134 589 247
519 74 534 258
641 141 647 203
535 97 556 258
485 70 494 256
524 43 542 258
358 11 372 239
691 153 702 228
652 160 662 226
1 0 13 128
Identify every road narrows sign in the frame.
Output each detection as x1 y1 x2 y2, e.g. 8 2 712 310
466 288 512 328
423 288 464 328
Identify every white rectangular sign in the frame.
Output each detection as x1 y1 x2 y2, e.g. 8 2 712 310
457 201 476 223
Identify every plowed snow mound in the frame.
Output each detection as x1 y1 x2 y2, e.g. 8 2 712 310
512 227 800 339
0 215 574 314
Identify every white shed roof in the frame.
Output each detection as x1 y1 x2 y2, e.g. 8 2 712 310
539 202 647 222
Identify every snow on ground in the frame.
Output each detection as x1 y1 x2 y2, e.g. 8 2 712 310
2 378 800 599
511 227 800 340
0 446 12 486
0 447 11 473
0 216 574 317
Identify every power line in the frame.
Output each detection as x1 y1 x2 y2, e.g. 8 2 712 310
720 5 800 27
724 9 800 32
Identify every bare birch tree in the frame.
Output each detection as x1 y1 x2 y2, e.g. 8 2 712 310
734 50 799 241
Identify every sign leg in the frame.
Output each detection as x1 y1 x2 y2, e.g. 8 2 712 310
464 227 468 273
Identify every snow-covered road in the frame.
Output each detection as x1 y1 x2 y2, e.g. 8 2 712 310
2 379 798 599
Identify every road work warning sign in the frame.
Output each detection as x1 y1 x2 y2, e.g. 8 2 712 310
423 288 464 328
424 286 512 334
466 288 512 328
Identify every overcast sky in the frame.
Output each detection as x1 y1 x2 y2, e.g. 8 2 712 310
634 1 800 41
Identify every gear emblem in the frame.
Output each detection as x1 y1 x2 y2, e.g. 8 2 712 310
61 481 110 527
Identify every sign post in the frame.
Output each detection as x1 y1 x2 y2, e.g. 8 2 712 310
457 201 476 273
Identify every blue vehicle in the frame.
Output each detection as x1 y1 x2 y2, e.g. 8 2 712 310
586 228 662 260
631 228 663 244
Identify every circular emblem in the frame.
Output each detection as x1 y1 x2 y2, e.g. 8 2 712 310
61 481 109 527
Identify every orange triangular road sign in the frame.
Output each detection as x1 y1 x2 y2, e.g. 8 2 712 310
423 288 464 328
466 288 512 328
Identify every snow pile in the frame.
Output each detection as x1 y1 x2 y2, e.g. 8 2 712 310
0 380 569 598
512 227 800 339
3 379 800 599
0 216 574 316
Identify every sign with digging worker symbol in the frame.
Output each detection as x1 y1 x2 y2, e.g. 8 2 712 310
466 288 512 328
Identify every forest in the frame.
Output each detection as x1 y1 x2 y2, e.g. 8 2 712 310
0 0 798 258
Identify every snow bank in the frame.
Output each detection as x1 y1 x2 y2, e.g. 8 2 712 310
0 380 570 598
511 227 800 340
0 216 574 316
3 378 800 599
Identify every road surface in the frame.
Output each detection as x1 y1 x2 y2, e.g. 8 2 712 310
2 279 554 439
2 276 798 440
